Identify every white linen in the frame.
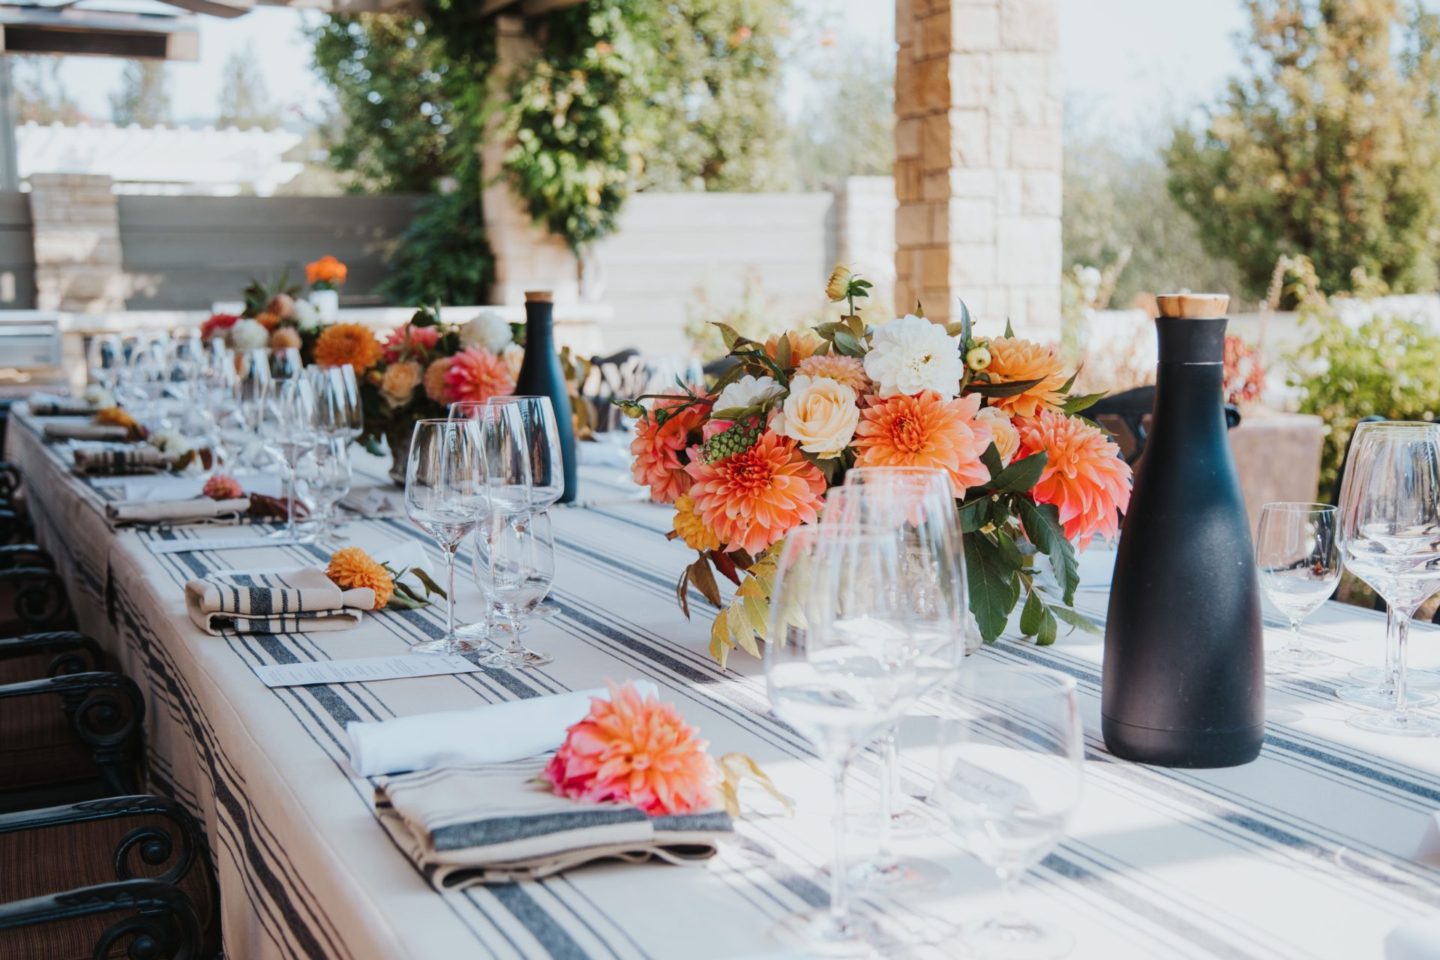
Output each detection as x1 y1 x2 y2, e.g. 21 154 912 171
45 422 129 442
185 566 375 635
1389 917 1440 960
346 681 659 777
106 496 251 527
27 393 95 416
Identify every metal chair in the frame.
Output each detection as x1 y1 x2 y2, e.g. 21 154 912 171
1089 385 1242 465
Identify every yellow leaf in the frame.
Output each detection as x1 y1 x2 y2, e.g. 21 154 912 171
709 609 734 668
718 752 795 819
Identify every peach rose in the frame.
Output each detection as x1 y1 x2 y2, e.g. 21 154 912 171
269 327 301 351
770 374 859 459
380 360 423 407
976 406 1020 465
423 357 454 405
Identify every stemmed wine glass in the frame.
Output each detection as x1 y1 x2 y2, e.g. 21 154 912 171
764 523 933 952
935 663 1084 960
1335 420 1440 735
405 419 486 655
823 472 965 893
87 334 123 394
230 349 273 474
259 377 319 543
269 347 304 381
1256 502 1342 669
308 438 353 548
309 365 363 442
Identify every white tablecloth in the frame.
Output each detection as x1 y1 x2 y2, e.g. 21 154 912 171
8 406 1440 960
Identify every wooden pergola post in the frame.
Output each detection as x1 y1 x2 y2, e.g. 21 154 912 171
893 0 1062 337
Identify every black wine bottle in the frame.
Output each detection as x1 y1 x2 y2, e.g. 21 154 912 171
514 290 578 505
1101 293 1264 767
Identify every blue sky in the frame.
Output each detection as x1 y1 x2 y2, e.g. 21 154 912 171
47 0 1249 134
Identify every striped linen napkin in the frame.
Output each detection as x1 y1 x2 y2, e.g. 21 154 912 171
374 758 732 888
28 393 95 416
184 567 375 635
106 497 251 527
72 444 168 475
45 422 130 442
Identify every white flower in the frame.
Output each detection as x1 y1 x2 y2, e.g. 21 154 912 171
976 406 1020 465
229 319 269 351
501 343 525 380
149 429 190 455
459 309 513 353
863 314 964 397
292 298 321 332
771 375 859 459
714 374 783 415
83 384 113 407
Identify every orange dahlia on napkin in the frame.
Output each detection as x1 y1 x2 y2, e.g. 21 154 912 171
326 547 394 610
542 682 718 816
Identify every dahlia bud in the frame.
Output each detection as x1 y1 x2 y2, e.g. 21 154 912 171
825 265 852 302
966 345 992 370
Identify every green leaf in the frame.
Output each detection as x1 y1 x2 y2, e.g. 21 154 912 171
1004 317 1016 338
980 443 1004 478
965 534 1020 643
410 566 447 599
832 329 866 358
984 451 1047 494
1036 604 1058 645
1018 499 1080 605
959 498 990 533
1063 391 1108 415
958 298 973 346
1050 603 1101 635
1019 588 1045 636
965 377 1046 399
688 556 723 608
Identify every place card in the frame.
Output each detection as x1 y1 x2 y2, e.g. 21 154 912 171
253 654 485 688
148 536 302 555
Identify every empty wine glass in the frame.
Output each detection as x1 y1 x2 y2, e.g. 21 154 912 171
309 365 363 441
1335 421 1440 735
935 663 1084 960
309 438 353 547
269 346 304 381
87 334 123 392
1256 502 1342 669
405 418 486 655
259 377 319 543
230 349 273 473
477 510 556 669
764 524 920 953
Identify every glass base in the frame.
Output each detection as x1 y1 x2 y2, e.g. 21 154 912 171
963 913 1074 960
479 646 553 669
1349 665 1440 689
771 909 885 958
1347 711 1440 737
1266 645 1333 669
1335 684 1438 710
412 637 482 655
455 621 492 641
848 854 949 893
851 799 946 839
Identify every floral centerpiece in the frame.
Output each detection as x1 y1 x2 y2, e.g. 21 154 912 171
311 305 523 482
202 269 324 356
624 268 1133 666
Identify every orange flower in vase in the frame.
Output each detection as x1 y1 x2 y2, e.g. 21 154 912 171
684 431 826 555
631 394 710 504
853 391 993 497
982 337 1068 419
306 255 348 290
543 682 719 815
1015 409 1132 548
314 323 383 374
444 347 515 405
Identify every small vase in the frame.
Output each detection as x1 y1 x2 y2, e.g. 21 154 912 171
311 289 340 321
386 421 412 487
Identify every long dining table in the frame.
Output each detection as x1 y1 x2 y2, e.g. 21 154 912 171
7 403 1440 960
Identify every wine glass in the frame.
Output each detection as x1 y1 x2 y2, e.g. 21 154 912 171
309 365 363 442
764 524 921 952
405 418 486 655
309 438 353 547
269 346 304 381
1256 502 1341 669
230 349 273 473
1335 421 1440 735
259 377 319 543
935 663 1083 960
87 334 123 393
477 509 556 669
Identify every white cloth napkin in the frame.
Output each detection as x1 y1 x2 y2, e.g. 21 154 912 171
106 497 251 527
346 681 659 777
185 567 375 636
28 393 94 416
1388 917 1440 959
374 757 731 887
72 444 167 476
45 422 130 442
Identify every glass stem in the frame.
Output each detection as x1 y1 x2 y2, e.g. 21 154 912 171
828 757 851 928
1287 617 1301 653
284 461 295 540
1395 611 1412 716
1385 606 1399 689
444 543 458 651
877 732 898 864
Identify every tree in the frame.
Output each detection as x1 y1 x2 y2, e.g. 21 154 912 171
110 61 170 127
785 39 893 190
1167 0 1440 297
11 57 84 124
218 45 281 130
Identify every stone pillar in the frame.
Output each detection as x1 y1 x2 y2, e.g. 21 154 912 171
481 15 582 307
29 173 127 313
893 0 1061 339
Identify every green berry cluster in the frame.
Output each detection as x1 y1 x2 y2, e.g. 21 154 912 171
702 417 763 463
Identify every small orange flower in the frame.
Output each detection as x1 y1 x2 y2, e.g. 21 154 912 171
795 353 870 393
543 682 718 815
326 546 394 610
423 357 454 405
445 347 515 405
202 473 244 500
983 338 1068 419
95 407 138 431
673 494 721 552
255 311 281 332
764 330 821 367
313 323 383 374
306 255 348 288
684 431 826 555
1015 410 1132 548
631 394 710 504
853 392 993 497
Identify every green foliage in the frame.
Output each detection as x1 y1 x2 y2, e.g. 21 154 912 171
786 40 894 190
1166 0 1440 298
110 61 170 127
218 44 281 130
378 181 491 305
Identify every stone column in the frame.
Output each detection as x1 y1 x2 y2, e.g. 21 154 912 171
893 0 1061 339
30 173 127 313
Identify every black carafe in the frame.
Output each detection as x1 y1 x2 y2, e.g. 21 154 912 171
1101 293 1264 767
514 290 578 504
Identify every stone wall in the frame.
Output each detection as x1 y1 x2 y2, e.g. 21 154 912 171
894 0 1062 337
30 173 126 313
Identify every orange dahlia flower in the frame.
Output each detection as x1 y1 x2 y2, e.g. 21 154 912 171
255 311 282 332
382 324 441 363
306 255 348 288
326 546 394 610
853 392 993 497
542 682 718 816
1015 409 1132 548
795 353 870 393
672 494 721 552
631 395 709 504
314 323 383 374
984 337 1068 419
423 357 453 405
764 329 821 367
444 347 515 405
684 431 826 555
202 473 244 501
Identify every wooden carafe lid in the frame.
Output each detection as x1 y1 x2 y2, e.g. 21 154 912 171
1156 293 1229 319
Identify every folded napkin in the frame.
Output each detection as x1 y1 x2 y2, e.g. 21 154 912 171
45 422 130 442
72 445 167 476
184 567 375 635
106 497 251 528
375 757 732 887
1388 917 1440 959
28 393 95 416
346 682 659 777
